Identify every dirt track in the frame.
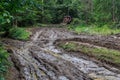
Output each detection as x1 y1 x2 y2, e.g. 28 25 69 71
2 28 120 80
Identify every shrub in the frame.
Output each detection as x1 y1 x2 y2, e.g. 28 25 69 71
71 18 85 25
0 44 9 80
9 27 30 40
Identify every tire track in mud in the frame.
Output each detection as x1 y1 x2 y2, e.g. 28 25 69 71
55 34 120 51
2 28 120 80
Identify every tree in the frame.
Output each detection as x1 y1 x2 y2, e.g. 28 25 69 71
0 0 42 33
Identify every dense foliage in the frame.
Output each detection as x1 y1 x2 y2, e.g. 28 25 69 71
0 0 36 34
1 0 120 29
0 44 9 80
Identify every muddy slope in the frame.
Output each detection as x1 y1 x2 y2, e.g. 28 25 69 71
2 28 120 80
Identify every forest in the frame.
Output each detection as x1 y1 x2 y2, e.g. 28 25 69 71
0 0 120 80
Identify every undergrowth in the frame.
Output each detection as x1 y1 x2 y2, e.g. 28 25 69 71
69 24 120 35
0 44 10 80
9 27 30 40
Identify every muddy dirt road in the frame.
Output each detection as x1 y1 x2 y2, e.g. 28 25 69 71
2 28 120 80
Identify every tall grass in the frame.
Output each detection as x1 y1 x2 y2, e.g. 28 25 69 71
73 24 120 35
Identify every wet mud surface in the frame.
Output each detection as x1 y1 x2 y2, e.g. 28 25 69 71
2 28 120 80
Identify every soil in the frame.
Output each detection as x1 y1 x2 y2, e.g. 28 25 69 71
1 27 120 80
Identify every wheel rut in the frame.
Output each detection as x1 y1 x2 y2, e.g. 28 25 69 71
2 28 120 80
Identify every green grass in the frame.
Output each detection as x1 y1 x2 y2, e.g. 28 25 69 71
9 27 30 40
0 45 10 80
73 24 120 35
58 41 120 65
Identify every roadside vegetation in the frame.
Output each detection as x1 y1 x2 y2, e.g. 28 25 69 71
0 44 10 80
58 41 120 67
9 28 30 40
70 24 120 35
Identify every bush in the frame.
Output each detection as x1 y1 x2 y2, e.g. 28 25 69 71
9 27 30 40
71 18 85 25
0 44 9 80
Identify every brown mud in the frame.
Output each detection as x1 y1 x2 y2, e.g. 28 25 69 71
1 27 120 80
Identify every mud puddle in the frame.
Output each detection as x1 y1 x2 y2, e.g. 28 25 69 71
2 28 120 80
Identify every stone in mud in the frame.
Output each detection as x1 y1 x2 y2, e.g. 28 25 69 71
58 76 69 80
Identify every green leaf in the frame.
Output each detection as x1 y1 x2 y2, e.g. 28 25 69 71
3 13 7 17
6 19 10 23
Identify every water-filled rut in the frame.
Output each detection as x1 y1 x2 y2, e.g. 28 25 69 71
3 28 120 80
